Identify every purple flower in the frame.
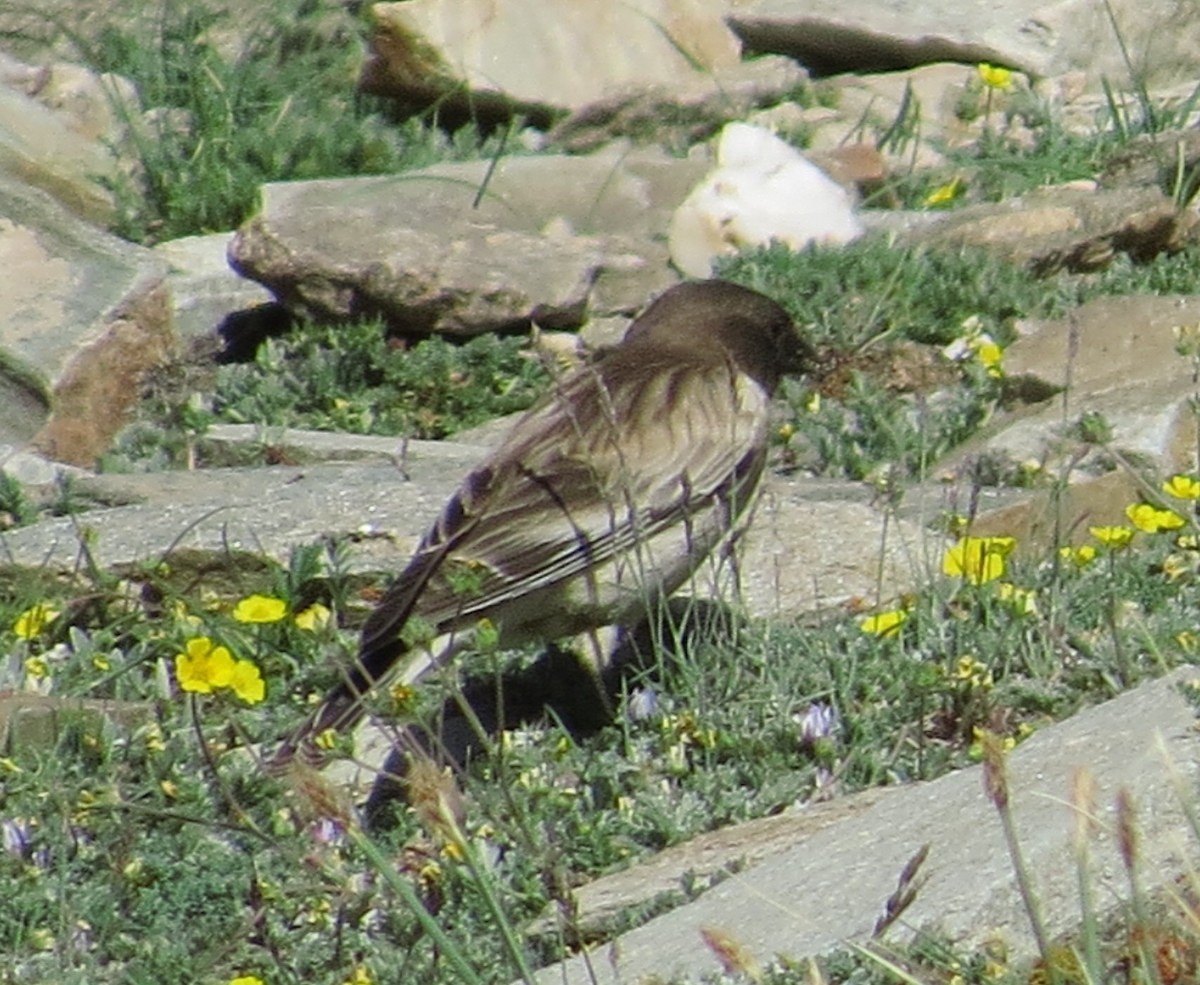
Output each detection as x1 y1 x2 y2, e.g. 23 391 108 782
626 687 659 722
1 818 30 859
796 702 838 749
311 817 347 846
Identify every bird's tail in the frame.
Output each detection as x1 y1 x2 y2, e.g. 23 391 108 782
268 635 409 772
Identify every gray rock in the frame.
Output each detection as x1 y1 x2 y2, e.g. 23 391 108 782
728 0 1200 91
0 441 929 627
529 787 894 941
910 184 1200 272
361 0 747 125
534 667 1200 982
154 233 276 341
544 55 810 154
0 693 154 753
32 62 140 149
0 445 86 487
229 147 709 336
0 175 172 466
978 294 1200 478
0 75 116 225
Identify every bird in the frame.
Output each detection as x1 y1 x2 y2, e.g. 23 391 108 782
271 279 815 770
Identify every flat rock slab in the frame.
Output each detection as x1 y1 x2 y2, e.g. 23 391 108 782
529 786 894 941
154 233 275 341
535 667 1200 983
0 175 172 466
364 0 742 120
229 148 707 336
0 429 928 621
729 0 1200 89
0 80 115 225
982 294 1200 475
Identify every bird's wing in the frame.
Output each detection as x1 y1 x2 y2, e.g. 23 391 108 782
272 354 770 762
359 353 769 669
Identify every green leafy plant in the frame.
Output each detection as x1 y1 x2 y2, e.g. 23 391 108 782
212 319 551 441
52 1 505 242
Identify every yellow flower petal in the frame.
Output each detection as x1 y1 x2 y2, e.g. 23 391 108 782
1089 525 1134 550
175 637 236 694
1163 475 1200 500
229 660 266 705
977 63 1013 90
232 594 287 624
294 602 332 632
13 603 60 640
997 582 1038 615
976 341 1003 376
924 176 963 207
1059 544 1097 568
943 536 1015 585
1125 503 1184 533
859 609 908 637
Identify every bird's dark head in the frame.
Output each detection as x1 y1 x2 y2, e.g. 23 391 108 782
623 279 816 393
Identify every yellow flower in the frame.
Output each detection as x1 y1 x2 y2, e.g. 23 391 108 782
160 779 179 799
943 536 1016 585
175 637 236 694
229 660 266 704
344 963 375 985
977 63 1014 90
1178 632 1199 653
1173 322 1200 357
1163 475 1200 500
1089 525 1134 550
24 656 50 680
144 723 167 753
13 603 59 640
1162 553 1190 581
924 176 964 207
1059 544 1097 568
975 339 1003 377
997 582 1038 616
229 977 266 985
1125 502 1185 533
943 324 1003 376
294 602 332 632
232 594 287 624
969 726 1015 761
170 600 203 629
860 609 908 637
314 728 339 751
390 682 416 711
954 655 993 689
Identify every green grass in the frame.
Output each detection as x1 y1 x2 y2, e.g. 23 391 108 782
210 322 551 441
37 0 508 243
718 237 1200 481
9 3 1200 983
101 322 552 473
2 465 1200 981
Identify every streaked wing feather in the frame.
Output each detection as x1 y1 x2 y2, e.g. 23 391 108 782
360 355 767 665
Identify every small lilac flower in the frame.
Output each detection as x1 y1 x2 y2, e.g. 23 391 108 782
626 687 659 722
795 702 838 749
311 817 347 847
2 818 30 859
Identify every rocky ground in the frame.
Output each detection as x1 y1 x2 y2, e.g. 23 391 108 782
4 1 1200 981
